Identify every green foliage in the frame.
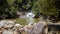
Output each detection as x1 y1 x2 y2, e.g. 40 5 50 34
32 0 60 22
32 0 60 18
0 0 60 21
0 0 33 19
0 0 18 19
0 0 9 17
16 0 32 11
39 0 58 16
32 0 40 14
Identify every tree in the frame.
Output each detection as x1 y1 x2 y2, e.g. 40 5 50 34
0 0 9 19
15 0 33 11
0 0 18 19
32 0 60 22
6 0 18 18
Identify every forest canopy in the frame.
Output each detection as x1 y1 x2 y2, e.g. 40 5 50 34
0 0 60 22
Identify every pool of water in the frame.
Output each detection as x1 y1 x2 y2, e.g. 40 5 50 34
11 18 40 25
0 15 40 25
16 18 40 25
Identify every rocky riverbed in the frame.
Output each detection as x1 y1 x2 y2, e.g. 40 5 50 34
0 20 48 34
0 20 37 34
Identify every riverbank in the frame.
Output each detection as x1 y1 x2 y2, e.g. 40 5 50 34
0 18 40 25
0 20 37 34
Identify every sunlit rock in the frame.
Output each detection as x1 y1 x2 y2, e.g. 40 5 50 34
0 20 15 28
29 21 47 34
33 23 37 26
4 25 14 29
0 21 5 28
23 23 33 34
8 21 15 25
28 23 33 26
13 30 18 34
0 20 15 25
14 24 22 27
13 23 23 30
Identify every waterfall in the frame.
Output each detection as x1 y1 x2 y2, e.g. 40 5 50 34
26 12 35 24
26 17 34 24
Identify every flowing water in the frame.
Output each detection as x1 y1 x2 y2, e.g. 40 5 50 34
26 17 34 24
6 17 40 25
26 12 35 24
4 12 40 25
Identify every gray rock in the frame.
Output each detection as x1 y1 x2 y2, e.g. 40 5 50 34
4 20 15 25
4 25 14 28
0 20 15 25
29 21 47 34
0 21 5 28
0 20 23 34
2 30 13 34
0 20 15 28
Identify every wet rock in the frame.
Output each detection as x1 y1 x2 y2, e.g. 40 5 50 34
29 21 47 34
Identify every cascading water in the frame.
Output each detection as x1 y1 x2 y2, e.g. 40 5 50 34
25 12 35 34
26 12 35 24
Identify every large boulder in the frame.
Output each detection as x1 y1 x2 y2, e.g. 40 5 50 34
29 21 47 34
0 20 24 34
14 24 22 27
4 25 14 29
0 20 15 28
0 21 5 28
13 24 23 30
